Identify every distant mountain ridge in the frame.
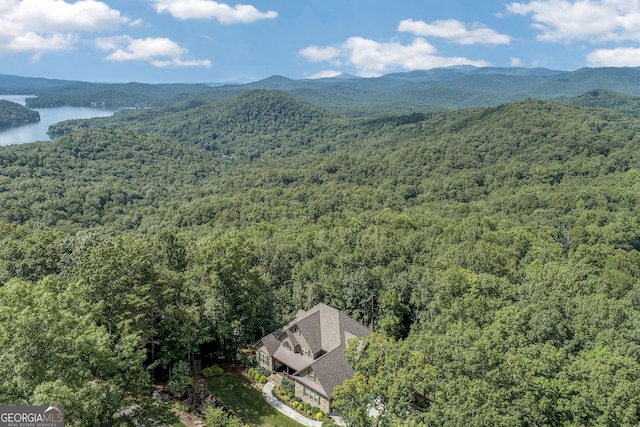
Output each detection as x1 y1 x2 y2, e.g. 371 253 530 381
3 66 640 114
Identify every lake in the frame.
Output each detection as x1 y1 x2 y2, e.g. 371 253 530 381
0 95 119 146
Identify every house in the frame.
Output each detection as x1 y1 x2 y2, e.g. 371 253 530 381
255 303 371 413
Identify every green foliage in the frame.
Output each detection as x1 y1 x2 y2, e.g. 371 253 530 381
204 406 243 427
334 334 438 426
202 365 224 378
256 366 271 377
208 374 302 427
2 89 640 426
566 88 640 112
247 368 268 384
321 417 337 426
0 278 177 426
280 379 295 395
0 99 39 129
24 81 218 109
167 361 193 397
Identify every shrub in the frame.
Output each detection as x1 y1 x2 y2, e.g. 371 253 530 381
256 366 270 377
239 352 257 368
304 402 312 411
281 378 295 395
202 365 224 378
167 361 194 397
315 412 324 421
306 410 313 417
258 375 267 384
204 406 243 427
247 368 262 382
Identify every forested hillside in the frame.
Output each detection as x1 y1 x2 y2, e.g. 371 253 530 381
1 90 640 426
6 66 640 114
24 82 220 109
0 99 39 129
567 88 640 112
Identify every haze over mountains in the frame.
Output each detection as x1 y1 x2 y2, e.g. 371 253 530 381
4 66 640 115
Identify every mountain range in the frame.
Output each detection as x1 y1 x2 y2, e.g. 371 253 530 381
3 66 640 115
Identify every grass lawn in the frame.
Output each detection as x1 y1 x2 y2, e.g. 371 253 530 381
207 373 304 427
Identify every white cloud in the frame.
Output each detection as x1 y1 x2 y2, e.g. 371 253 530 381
96 35 212 68
398 18 511 45
507 0 640 43
307 70 343 79
8 32 78 60
0 0 127 56
299 36 489 77
7 0 127 32
299 45 341 62
587 47 640 66
150 0 278 24
510 56 524 66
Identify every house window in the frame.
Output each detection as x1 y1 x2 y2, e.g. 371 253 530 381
304 387 320 404
301 346 309 356
284 341 291 350
292 326 301 335
308 369 315 380
259 350 269 365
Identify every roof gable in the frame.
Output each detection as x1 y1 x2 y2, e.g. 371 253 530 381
299 345 354 399
296 311 322 354
291 303 368 354
257 328 283 355
257 303 371 400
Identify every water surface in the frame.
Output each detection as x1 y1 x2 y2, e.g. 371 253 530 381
0 95 118 146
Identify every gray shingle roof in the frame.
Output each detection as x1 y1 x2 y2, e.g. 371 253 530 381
296 345 354 399
338 311 371 345
296 311 322 354
284 329 299 347
257 328 283 355
257 303 371 399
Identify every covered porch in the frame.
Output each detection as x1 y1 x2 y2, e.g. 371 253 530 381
272 346 314 375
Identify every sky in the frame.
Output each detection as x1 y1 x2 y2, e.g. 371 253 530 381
1 0 640 83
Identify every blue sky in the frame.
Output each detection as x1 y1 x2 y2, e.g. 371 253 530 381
1 0 640 83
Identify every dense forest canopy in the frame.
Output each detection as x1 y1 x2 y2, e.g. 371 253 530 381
1 83 640 426
0 99 39 130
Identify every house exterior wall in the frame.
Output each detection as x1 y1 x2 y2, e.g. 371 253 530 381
295 381 331 413
256 345 272 371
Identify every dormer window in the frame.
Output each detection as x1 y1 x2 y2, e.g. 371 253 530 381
292 326 301 335
301 346 309 356
309 369 315 380
284 341 291 351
